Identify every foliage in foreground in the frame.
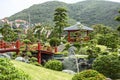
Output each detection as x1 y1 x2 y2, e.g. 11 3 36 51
92 54 120 79
72 69 106 80
44 60 63 71
0 58 31 80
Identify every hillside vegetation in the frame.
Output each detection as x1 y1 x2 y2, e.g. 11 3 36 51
8 0 120 28
12 61 73 80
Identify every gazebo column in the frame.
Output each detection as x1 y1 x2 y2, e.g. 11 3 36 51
68 31 71 42
86 30 89 36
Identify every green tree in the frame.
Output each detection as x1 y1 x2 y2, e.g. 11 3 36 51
23 39 31 51
115 10 120 21
53 7 68 40
0 24 18 42
33 25 42 41
117 26 120 36
26 28 37 42
115 10 120 46
92 55 120 79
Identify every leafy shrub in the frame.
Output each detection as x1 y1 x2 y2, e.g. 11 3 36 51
49 37 60 47
26 51 32 57
92 55 120 79
44 60 62 71
73 42 81 50
23 39 31 44
29 57 37 63
57 50 68 56
0 58 31 80
79 47 87 55
87 49 98 59
65 42 71 50
11 52 17 59
101 51 109 55
29 57 42 66
72 69 106 80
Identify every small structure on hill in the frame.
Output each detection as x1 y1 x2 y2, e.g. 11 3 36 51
64 22 93 42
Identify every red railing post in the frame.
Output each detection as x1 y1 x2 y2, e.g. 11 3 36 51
37 42 41 64
16 40 20 55
54 46 58 53
1 40 4 49
4 42 6 49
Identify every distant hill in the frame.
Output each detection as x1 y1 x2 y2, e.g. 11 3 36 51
8 0 120 28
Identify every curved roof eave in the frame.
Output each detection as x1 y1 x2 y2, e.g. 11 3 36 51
64 24 93 31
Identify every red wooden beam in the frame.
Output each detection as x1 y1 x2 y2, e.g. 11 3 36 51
16 40 20 55
37 42 41 64
0 48 19 53
54 46 58 53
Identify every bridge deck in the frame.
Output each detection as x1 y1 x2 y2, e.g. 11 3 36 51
0 48 19 53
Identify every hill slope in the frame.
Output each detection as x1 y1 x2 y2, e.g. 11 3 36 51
8 0 120 28
12 61 73 80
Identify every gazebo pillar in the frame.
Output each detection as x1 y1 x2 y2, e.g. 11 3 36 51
86 30 89 36
68 31 71 42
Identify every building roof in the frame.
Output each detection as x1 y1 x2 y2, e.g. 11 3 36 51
64 22 93 31
0 34 3 38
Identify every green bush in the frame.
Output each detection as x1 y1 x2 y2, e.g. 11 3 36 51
101 51 109 55
0 58 31 80
79 47 87 55
44 60 63 71
26 51 32 57
29 57 42 66
73 42 81 50
72 69 106 80
23 39 31 44
11 52 17 59
57 50 68 56
65 43 71 50
29 57 37 63
49 37 60 47
92 55 120 79
87 49 98 59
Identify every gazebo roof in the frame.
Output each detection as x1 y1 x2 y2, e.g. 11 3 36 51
64 22 93 31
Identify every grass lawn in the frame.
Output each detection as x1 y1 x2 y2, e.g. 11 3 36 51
12 61 73 80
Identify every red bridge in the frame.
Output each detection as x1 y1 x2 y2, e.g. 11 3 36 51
0 40 58 64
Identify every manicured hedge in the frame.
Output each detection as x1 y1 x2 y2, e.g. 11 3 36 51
72 69 106 80
44 60 63 71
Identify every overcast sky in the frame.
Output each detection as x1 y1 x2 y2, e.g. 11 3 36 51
0 0 120 19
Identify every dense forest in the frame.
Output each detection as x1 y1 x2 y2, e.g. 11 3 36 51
8 0 120 28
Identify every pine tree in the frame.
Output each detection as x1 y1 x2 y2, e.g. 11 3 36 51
53 7 68 40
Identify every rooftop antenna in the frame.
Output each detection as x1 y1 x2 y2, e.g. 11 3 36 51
28 13 31 27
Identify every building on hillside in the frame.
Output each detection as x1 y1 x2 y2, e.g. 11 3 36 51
64 22 93 42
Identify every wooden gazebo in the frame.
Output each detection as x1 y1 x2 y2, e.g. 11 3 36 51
64 22 93 42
